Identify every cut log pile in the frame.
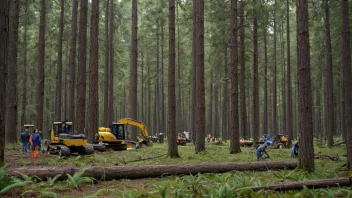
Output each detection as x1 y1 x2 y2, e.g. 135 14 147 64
7 161 297 180
248 177 352 191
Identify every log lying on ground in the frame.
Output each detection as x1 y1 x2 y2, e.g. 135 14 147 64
314 153 339 161
333 141 346 147
249 177 352 191
7 161 296 180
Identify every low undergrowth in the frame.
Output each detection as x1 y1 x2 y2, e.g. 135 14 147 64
2 140 349 197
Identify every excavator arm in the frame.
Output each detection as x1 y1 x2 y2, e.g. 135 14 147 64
118 118 150 139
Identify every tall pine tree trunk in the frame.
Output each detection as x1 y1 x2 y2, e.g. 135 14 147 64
167 0 179 158
209 70 213 135
341 0 352 169
68 0 78 122
6 0 20 142
108 0 115 123
36 0 46 131
191 0 197 143
230 0 240 153
55 0 64 121
130 0 138 140
272 0 278 137
264 26 268 137
296 0 314 172
176 3 182 134
161 21 165 134
76 0 88 133
103 0 109 126
239 1 247 138
195 0 205 153
252 0 259 141
286 0 293 146
324 0 335 147
222 46 228 139
87 0 99 143
0 0 10 166
21 0 29 125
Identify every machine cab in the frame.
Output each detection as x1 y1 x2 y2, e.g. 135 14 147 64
109 123 126 140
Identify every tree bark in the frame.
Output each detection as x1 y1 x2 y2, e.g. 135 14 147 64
222 46 228 140
103 0 109 127
296 0 314 172
68 0 78 122
191 0 197 143
324 0 335 147
286 0 293 147
252 0 259 141
272 0 277 138
209 70 213 135
161 21 165 135
130 0 138 141
76 0 88 133
87 0 99 143
108 0 115 123
20 0 29 125
36 0 46 131
341 0 352 170
176 2 182 134
0 0 10 166
263 24 268 138
195 0 205 153
249 177 351 191
6 0 20 142
167 0 179 158
230 0 240 154
239 1 246 139
54 0 64 121
7 161 297 180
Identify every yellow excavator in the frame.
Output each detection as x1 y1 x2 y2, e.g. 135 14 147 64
96 118 152 151
46 121 94 156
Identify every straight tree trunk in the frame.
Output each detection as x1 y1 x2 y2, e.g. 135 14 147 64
68 0 78 122
341 0 352 169
324 0 335 147
108 0 115 123
272 0 278 137
286 0 293 146
296 0 314 172
141 53 144 122
87 0 99 143
195 0 205 153
191 0 197 143
230 0 240 153
167 0 179 158
263 26 268 137
21 0 29 125
214 81 219 138
36 0 46 131
130 0 138 141
55 0 64 121
222 46 228 139
239 1 247 138
161 21 165 134
0 0 10 166
155 23 160 135
6 0 20 142
76 0 88 133
147 61 151 128
103 0 109 127
176 3 182 134
209 70 213 135
280 22 286 136
252 0 259 141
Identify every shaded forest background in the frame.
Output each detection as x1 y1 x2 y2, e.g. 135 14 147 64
4 0 352 145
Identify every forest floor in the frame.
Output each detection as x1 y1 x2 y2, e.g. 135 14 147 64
2 140 350 198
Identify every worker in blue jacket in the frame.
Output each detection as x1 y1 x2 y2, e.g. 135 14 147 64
21 128 31 153
256 142 269 160
31 129 41 158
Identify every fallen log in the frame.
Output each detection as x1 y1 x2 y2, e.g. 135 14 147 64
249 177 352 191
7 161 296 180
314 153 339 161
333 141 346 147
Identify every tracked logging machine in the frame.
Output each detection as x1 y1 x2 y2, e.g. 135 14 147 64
46 121 94 156
95 118 152 150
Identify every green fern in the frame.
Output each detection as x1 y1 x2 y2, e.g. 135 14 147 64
158 185 168 198
40 190 58 198
65 168 96 189
0 180 31 195
212 183 233 198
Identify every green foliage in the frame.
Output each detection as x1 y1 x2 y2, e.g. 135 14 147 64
65 168 96 189
0 165 32 195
